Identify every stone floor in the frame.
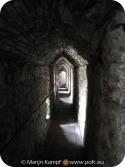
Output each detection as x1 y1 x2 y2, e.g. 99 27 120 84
43 98 84 160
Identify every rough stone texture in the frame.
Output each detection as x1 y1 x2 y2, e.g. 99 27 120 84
77 65 88 140
84 62 103 161
0 62 50 165
0 0 117 63
0 0 125 166
96 12 125 167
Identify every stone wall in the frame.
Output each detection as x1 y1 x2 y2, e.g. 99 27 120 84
77 65 88 140
84 62 103 161
96 12 125 167
0 61 50 166
82 11 125 167
0 0 125 166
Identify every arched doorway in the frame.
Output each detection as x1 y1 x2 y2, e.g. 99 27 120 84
50 50 88 139
44 50 88 159
52 56 75 119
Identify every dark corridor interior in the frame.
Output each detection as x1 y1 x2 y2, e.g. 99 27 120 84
0 0 125 167
44 54 86 160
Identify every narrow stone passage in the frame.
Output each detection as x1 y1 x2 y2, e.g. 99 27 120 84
1 1 125 166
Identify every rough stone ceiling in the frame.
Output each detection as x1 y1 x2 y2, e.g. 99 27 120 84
0 0 123 64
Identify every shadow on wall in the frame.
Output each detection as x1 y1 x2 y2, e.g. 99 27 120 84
0 63 51 166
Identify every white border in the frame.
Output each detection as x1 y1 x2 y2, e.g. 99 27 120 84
0 0 11 11
114 0 125 10
0 156 11 167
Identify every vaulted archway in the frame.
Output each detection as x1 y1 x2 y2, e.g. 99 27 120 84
0 0 125 166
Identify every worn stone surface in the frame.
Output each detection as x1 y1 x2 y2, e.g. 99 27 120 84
96 13 125 166
0 0 117 63
0 0 125 167
0 62 50 165
77 65 88 140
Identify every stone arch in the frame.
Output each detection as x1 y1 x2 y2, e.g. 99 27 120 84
0 0 125 166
